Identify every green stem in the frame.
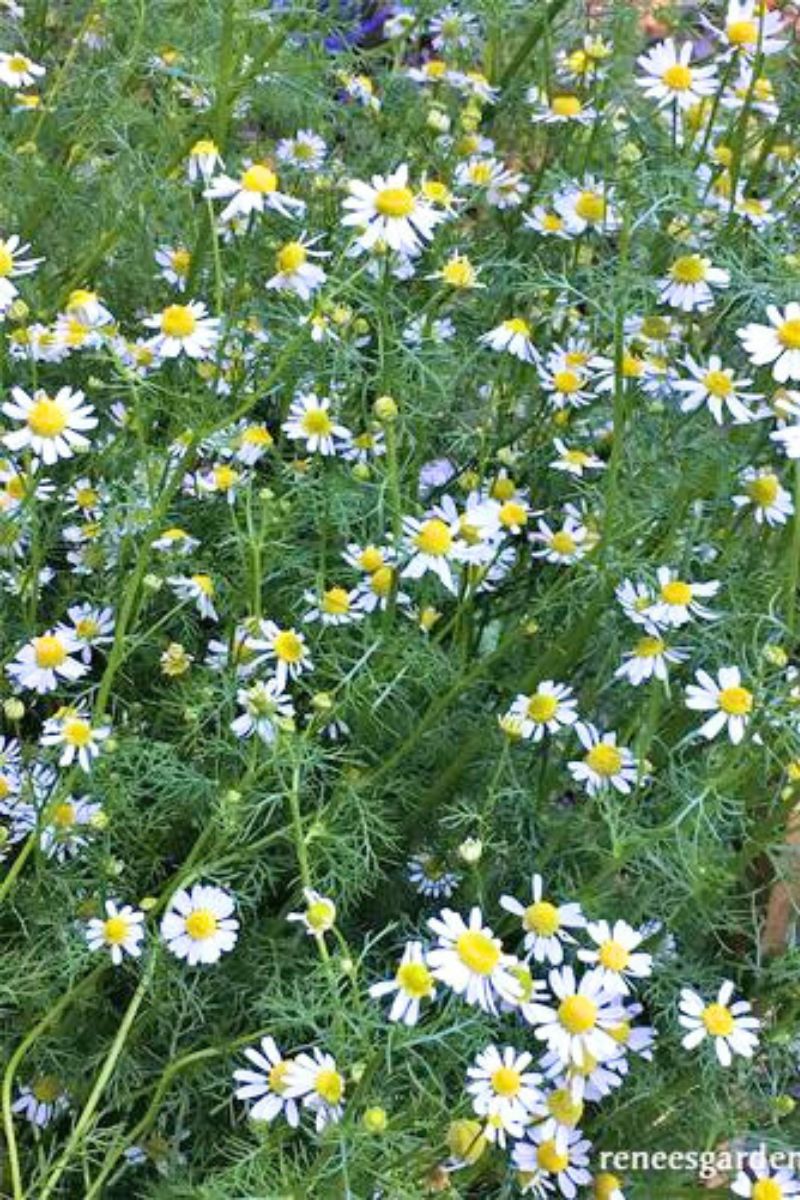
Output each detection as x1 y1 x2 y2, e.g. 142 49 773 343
787 462 800 638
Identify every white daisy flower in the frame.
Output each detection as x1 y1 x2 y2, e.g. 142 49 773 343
738 303 800 383
479 317 538 363
341 163 443 255
614 635 687 686
732 1162 800 1199
152 526 200 554
523 206 573 239
466 1044 544 1132
429 7 479 49
577 920 653 996
0 233 43 313
186 137 223 182
427 906 521 1014
143 301 220 360
733 467 794 525
531 517 590 565
275 129 327 171
12 1079 68 1128
233 1037 300 1127
407 852 460 898
0 50 45 88
658 254 730 313
505 683 579 743
266 236 328 300
168 573 218 620
160 883 239 966
524 965 624 1067
155 244 192 290
678 980 760 1066
513 1127 593 1198
685 665 755 744
204 161 305 223
40 707 111 772
287 888 337 937
283 1049 345 1131
303 585 363 626
554 177 620 235
568 725 638 795
401 513 462 593
282 391 352 456
61 602 115 662
40 795 102 861
540 361 594 410
85 900 145 965
247 620 312 688
721 0 787 56
636 38 718 110
674 353 760 423
646 566 720 628
230 678 294 744
6 630 88 694
369 940 436 1025
550 439 605 476
2 386 97 465
501 875 586 965
527 88 597 125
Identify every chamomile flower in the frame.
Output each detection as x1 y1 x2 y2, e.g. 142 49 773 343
505 682 579 742
738 304 800 383
568 725 638 795
685 666 755 744
12 1079 68 1128
303 585 363 626
550 440 605 476
230 678 294 744
647 567 720 628
266 236 328 299
429 7 479 49
540 361 594 410
58 604 114 663
6 630 88 694
40 795 102 861
514 1126 593 1198
479 317 538 363
0 50 44 88
282 392 352 456
155 245 192 290
658 254 730 313
427 250 484 290
527 88 597 125
40 707 111 772
731 1162 800 1199
233 1037 300 1127
248 620 312 687
577 920 653 996
160 883 239 966
186 138 223 182
152 527 200 554
531 517 589 565
369 940 436 1025
204 161 305 223
523 206 573 239
401 513 462 592
733 467 794 525
466 1045 544 1128
342 163 443 255
407 852 461 898
275 129 327 171
284 1050 345 1131
0 233 42 312
427 906 521 1014
525 965 624 1067
615 635 687 685
554 177 620 235
234 422 274 465
674 354 759 423
721 0 787 56
678 980 760 1066
85 900 145 965
169 573 218 620
287 888 337 937
2 386 97 465
501 874 586 965
143 301 220 360
636 39 718 111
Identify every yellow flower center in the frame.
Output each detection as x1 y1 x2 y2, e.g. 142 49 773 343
160 304 197 338
702 1002 735 1037
595 1174 623 1200
752 1181 783 1200
499 500 527 528
635 636 665 658
778 320 800 350
456 929 500 975
241 425 272 447
359 545 384 572
574 190 605 222
241 164 277 193
0 244 13 276
747 473 779 506
32 1076 62 1103
277 241 307 273
185 909 218 940
551 94 582 116
8 54 31 74
306 899 335 930
609 1020 631 1045
370 565 394 596
526 693 559 725
547 1087 584 1126
63 719 92 747
300 408 334 437
727 19 758 45
537 1139 570 1174
441 256 475 288
554 369 581 394
586 743 623 777
74 486 99 509
27 397 67 438
396 960 433 998
542 212 565 232
170 248 191 275
642 315 670 338
550 530 577 556
662 63 693 91
191 138 218 156
213 465 238 490
490 1065 521 1097
315 1068 344 1105
103 915 130 944
415 518 453 556
273 630 304 663
670 255 706 284
34 635 67 668
469 162 494 185
424 59 448 78
703 369 733 397
321 587 350 615
52 802 76 827
268 1060 290 1094
375 186 415 218
502 317 531 336
558 994 598 1034
660 579 692 606
598 939 630 972
718 685 753 716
